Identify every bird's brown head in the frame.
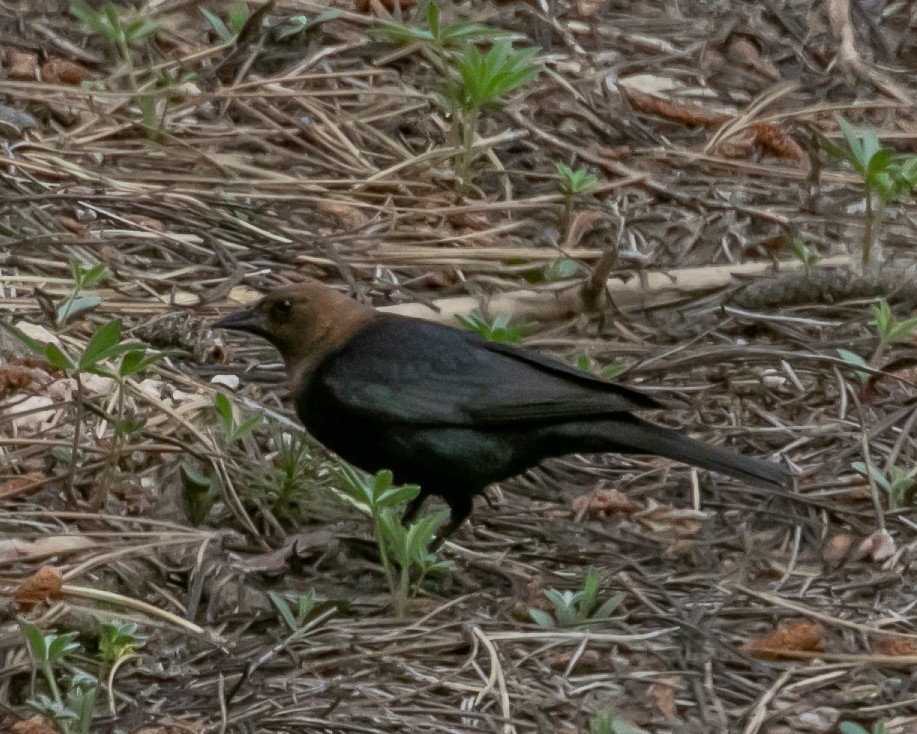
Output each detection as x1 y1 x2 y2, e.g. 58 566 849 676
214 282 377 390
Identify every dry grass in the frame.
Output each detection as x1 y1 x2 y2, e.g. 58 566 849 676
1 1 917 732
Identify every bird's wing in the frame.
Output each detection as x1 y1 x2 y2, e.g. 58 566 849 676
314 317 663 426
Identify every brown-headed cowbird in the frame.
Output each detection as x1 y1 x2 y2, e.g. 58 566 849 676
215 282 791 539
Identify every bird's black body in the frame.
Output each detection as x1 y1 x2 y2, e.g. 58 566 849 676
297 316 790 536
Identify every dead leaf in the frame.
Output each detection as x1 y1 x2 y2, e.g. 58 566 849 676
11 715 56 734
649 675 681 719
857 529 896 562
577 0 600 17
15 566 63 610
7 50 38 80
41 58 90 85
634 499 711 536
0 472 48 499
235 530 334 573
0 535 95 563
548 649 604 672
0 365 35 398
873 636 917 656
125 214 166 231
572 488 639 517
742 620 823 660
822 533 854 564
57 215 89 236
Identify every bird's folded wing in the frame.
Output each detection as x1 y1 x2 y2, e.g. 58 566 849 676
319 318 663 426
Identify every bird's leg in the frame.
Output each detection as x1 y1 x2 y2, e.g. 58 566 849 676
430 494 473 551
401 492 428 526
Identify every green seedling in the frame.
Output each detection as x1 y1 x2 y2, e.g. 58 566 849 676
556 162 599 231
871 299 917 348
268 589 338 635
179 460 219 525
3 261 177 503
56 261 111 327
98 620 146 714
575 354 627 380
213 392 262 443
852 461 917 510
69 1 160 91
376 2 539 191
589 708 651 734
339 466 452 615
98 620 146 665
791 237 821 269
20 619 147 733
200 2 249 42
544 257 582 281
528 567 626 628
374 1 505 57
556 163 599 198
446 39 540 191
840 721 890 734
456 310 532 343
837 349 870 385
818 115 917 270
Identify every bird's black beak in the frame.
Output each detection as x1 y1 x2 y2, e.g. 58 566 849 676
213 306 268 336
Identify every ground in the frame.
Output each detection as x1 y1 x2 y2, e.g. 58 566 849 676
1 1 917 733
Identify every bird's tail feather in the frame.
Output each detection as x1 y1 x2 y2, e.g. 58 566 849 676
584 417 792 490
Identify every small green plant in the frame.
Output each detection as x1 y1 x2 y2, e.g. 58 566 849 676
374 1 504 57
575 354 627 380
20 622 95 734
447 39 540 191
200 2 249 43
339 466 452 615
456 310 531 343
55 261 111 327
3 260 177 502
852 460 917 510
236 428 326 526
589 708 651 734
837 348 870 385
528 567 626 628
376 2 540 192
98 620 147 713
268 589 338 635
20 619 148 733
791 237 821 269
840 721 890 734
213 392 263 443
818 115 917 270
556 162 599 231
871 299 917 349
69 1 160 91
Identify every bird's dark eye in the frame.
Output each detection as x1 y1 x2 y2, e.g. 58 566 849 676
272 299 293 320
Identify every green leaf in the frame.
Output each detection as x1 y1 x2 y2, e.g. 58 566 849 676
839 723 871 734
593 592 626 620
57 294 102 325
427 1 440 40
213 392 234 435
80 263 111 289
20 621 49 659
1 322 64 362
77 319 122 369
528 608 554 627
836 115 866 172
201 7 232 41
268 592 299 631
45 343 77 370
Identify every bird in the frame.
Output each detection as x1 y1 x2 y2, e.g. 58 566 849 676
214 281 791 541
